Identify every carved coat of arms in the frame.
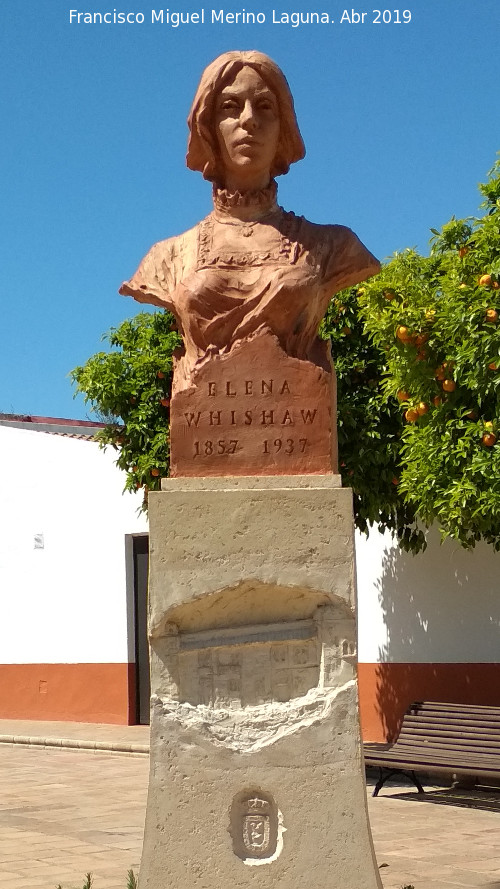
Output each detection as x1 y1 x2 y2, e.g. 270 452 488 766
242 800 271 853
230 790 279 861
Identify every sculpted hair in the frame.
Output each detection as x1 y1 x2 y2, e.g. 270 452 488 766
187 51 306 183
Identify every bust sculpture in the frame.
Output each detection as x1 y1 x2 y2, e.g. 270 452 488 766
120 51 380 477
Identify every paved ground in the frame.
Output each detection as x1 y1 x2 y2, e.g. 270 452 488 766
1 722 500 889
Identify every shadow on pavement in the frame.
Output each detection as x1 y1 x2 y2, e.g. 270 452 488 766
381 787 500 813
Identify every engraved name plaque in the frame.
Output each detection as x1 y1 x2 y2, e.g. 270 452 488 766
170 332 337 477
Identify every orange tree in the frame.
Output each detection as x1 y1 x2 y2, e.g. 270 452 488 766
72 311 181 506
72 157 500 552
319 292 421 549
354 156 500 550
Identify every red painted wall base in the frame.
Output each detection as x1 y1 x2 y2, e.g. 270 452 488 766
358 662 500 742
2 662 499 736
0 663 136 725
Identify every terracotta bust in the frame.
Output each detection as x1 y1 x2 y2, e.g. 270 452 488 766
120 51 380 476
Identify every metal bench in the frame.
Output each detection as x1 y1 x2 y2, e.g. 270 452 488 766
364 701 500 797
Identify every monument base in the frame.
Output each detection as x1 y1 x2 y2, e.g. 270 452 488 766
140 476 382 889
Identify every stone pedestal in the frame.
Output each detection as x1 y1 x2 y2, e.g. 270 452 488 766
140 476 382 889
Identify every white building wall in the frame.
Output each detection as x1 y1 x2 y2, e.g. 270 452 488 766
0 426 147 665
2 421 498 672
356 526 500 664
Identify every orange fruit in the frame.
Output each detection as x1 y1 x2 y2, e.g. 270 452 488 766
488 362 498 371
485 421 494 430
482 432 497 447
392 477 399 486
459 247 469 257
465 410 477 420
397 390 411 401
384 289 396 301
417 402 428 415
434 366 446 381
485 309 498 323
396 326 411 342
157 371 166 379
342 326 352 335
160 398 170 407
151 468 160 477
433 396 443 407
442 379 456 392
479 274 493 287
493 282 500 291
405 408 419 423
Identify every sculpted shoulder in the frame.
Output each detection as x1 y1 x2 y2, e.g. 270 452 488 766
295 217 380 293
153 223 200 278
119 223 200 310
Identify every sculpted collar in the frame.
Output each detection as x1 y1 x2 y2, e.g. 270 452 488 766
212 180 278 222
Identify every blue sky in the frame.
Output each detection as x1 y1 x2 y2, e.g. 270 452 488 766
1 0 498 419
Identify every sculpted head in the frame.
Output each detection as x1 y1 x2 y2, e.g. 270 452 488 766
187 51 305 190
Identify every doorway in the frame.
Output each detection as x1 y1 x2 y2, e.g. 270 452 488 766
133 534 150 724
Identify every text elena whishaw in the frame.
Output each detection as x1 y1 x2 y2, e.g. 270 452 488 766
68 9 413 26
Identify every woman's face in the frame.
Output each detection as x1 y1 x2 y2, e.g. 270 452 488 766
214 66 280 191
